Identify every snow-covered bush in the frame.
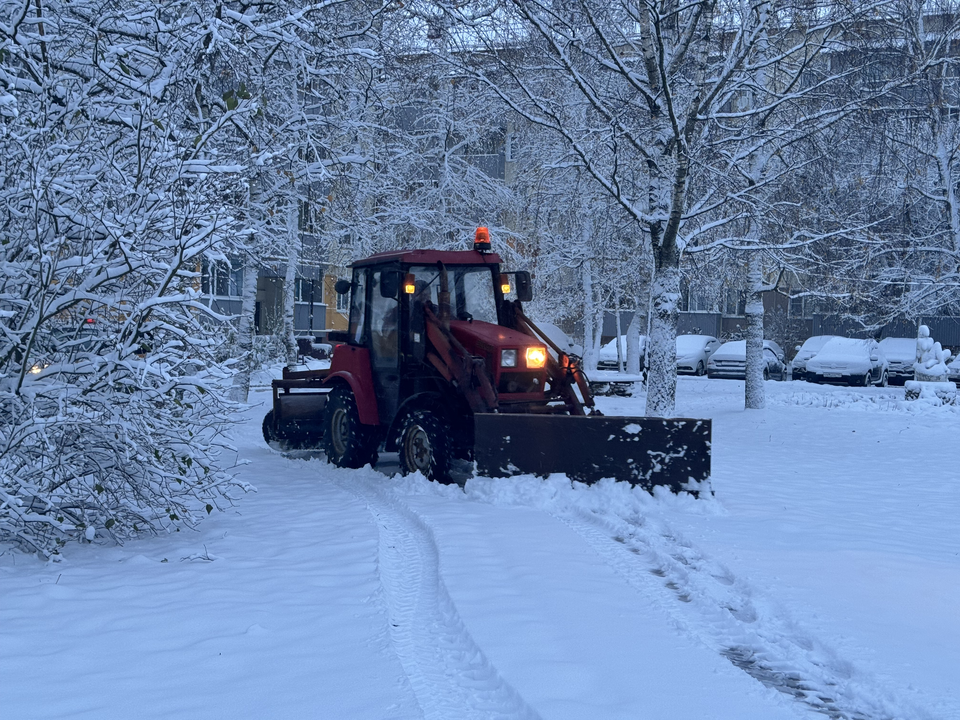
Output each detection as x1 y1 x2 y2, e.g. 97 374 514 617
0 1 251 557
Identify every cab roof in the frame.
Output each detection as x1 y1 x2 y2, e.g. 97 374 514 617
351 249 502 268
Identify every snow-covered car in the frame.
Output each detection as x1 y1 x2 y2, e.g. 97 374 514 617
706 339 786 380
805 337 889 387
878 337 916 385
789 335 836 382
947 355 960 386
675 334 719 376
534 321 583 360
597 334 646 371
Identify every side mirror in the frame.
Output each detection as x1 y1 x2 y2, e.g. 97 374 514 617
870 353 879 362
515 271 533 302
379 271 400 299
334 278 351 295
795 345 801 352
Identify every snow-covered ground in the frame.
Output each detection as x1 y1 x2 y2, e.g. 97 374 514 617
2 377 958 719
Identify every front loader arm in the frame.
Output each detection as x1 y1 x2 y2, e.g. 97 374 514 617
508 305 596 416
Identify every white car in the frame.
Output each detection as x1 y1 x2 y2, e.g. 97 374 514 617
597 334 646 371
706 339 786 380
676 334 719 376
790 335 836 382
878 337 916 385
947 355 960 386
805 337 889 387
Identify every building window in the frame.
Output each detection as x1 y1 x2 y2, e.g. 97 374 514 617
789 295 804 318
202 259 243 297
294 278 321 303
724 288 744 316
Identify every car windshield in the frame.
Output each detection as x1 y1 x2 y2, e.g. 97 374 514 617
407 265 499 324
801 336 834 352
676 336 708 354
816 337 872 360
878 338 916 360
713 340 746 359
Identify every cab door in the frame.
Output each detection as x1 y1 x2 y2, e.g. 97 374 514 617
368 268 401 424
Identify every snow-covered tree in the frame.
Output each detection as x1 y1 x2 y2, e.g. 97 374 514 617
0 0 255 556
430 0 890 415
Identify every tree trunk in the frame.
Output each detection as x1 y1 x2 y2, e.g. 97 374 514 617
744 254 766 410
582 254 599 371
283 205 300 369
229 251 259 402
614 303 624 371
626 309 642 375
644 266 679 417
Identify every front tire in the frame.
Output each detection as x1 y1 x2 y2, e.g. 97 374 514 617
398 410 453 484
878 371 888 387
322 385 378 468
695 361 705 376
762 367 770 381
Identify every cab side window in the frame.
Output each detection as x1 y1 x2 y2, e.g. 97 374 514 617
370 270 399 361
348 269 367 345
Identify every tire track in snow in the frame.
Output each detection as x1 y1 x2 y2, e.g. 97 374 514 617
554 506 933 720
337 476 542 720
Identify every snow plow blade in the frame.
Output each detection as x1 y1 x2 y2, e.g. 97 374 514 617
473 414 711 494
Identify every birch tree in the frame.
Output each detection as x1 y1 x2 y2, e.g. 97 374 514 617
437 0 890 415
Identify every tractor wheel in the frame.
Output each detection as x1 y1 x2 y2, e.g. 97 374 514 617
322 385 378 469
262 410 277 446
398 410 453 484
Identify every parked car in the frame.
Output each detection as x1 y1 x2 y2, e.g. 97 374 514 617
790 335 836 382
676 334 720 375
947 355 960 386
805 337 889 386
706 339 786 380
878 337 916 385
597 334 646 371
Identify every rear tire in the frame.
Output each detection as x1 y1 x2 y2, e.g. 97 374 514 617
262 410 276 446
322 385 378 468
398 410 453 484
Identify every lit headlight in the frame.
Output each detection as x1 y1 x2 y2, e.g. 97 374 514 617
525 346 547 369
501 349 518 368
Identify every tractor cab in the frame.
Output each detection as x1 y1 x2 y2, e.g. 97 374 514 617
327 243 545 460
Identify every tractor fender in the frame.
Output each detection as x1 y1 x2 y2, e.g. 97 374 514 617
324 345 379 426
324 371 380 425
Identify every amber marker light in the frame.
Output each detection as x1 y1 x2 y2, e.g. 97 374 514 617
474 226 491 252
525 346 547 369
501 281 511 294
403 273 416 294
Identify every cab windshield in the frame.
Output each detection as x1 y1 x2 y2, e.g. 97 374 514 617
407 265 499 325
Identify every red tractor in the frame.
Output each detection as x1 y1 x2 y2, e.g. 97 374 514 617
263 229 711 492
